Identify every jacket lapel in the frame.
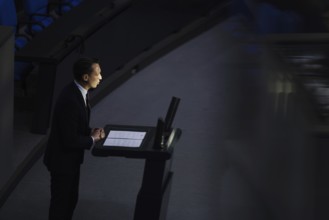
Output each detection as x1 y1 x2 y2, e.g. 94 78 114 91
72 82 90 124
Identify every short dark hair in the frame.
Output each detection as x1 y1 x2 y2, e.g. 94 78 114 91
73 57 100 81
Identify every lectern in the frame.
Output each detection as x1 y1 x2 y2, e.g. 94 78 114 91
92 97 181 220
92 124 181 220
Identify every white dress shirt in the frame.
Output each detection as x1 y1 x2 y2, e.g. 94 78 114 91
74 80 88 106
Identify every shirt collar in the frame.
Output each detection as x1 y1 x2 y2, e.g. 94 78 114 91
74 80 88 101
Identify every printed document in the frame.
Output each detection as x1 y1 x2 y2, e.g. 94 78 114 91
104 130 146 148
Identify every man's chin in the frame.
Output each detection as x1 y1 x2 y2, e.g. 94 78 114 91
92 84 100 89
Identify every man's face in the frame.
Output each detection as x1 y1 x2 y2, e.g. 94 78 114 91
85 63 102 89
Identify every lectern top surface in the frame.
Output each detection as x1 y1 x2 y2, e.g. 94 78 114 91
92 124 174 160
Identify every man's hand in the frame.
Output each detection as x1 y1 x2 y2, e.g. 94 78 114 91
91 128 105 142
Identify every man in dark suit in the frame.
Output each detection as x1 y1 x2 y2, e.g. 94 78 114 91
44 57 105 220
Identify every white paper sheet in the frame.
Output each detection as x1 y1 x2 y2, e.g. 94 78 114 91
107 131 146 140
103 130 147 148
104 138 143 148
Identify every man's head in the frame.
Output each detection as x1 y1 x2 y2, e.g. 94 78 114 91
73 57 102 90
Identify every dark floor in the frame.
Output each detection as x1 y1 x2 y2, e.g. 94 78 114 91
0 10 320 220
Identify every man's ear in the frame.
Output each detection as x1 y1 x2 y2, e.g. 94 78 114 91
82 74 89 82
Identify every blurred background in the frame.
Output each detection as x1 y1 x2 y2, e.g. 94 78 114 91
1 0 329 219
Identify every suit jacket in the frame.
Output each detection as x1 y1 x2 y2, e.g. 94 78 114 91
44 82 93 173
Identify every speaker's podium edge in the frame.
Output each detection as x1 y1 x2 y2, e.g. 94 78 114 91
91 124 178 160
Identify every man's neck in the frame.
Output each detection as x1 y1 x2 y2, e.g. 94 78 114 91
74 81 89 92
75 80 89 91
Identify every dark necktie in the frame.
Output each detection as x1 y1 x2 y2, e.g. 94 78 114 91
86 92 90 108
86 92 91 121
